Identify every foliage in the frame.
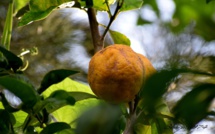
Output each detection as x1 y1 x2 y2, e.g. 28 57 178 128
140 0 215 41
0 0 215 133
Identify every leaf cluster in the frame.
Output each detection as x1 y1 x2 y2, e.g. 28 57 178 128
1 0 215 133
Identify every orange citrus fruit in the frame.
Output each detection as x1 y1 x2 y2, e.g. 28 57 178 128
88 44 155 103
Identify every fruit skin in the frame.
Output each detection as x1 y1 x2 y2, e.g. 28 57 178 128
137 53 156 82
88 44 155 103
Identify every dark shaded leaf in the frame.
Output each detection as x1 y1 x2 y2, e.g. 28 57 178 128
0 75 38 111
45 90 76 113
154 117 173 134
75 103 125 134
0 109 16 134
139 69 183 111
0 93 20 112
25 126 38 134
38 69 79 94
206 0 215 3
0 0 11 4
85 0 93 7
173 84 215 129
14 0 29 14
68 91 97 101
40 122 71 134
0 45 23 72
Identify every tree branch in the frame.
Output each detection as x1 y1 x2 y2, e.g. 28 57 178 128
87 8 103 53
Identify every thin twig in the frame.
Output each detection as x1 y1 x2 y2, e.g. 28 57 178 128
105 0 112 18
100 0 124 43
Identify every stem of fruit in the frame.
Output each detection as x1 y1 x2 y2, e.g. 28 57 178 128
87 8 103 53
124 110 137 134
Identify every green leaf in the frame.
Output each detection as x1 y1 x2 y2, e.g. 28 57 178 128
14 0 29 14
109 30 130 46
173 84 215 129
38 69 79 94
40 122 71 134
206 0 215 3
0 0 11 4
18 0 72 26
0 45 23 72
0 109 16 134
13 110 28 127
45 90 76 113
151 120 159 134
1 1 13 50
68 91 97 101
0 75 38 111
0 93 20 112
75 103 124 134
42 78 101 126
139 69 183 111
42 78 95 98
18 7 56 26
154 117 173 134
171 0 215 41
120 0 143 12
134 123 151 134
79 0 109 11
30 0 71 11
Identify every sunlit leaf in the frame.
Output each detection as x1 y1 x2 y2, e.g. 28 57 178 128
109 30 130 46
173 84 215 129
79 0 115 11
0 45 23 72
42 78 95 98
42 78 101 126
13 111 28 127
38 69 79 94
40 122 71 134
120 0 143 11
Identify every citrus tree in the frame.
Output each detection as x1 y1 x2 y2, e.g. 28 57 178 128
0 0 215 134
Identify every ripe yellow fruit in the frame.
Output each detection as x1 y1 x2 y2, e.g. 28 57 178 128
88 44 155 103
137 53 156 82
